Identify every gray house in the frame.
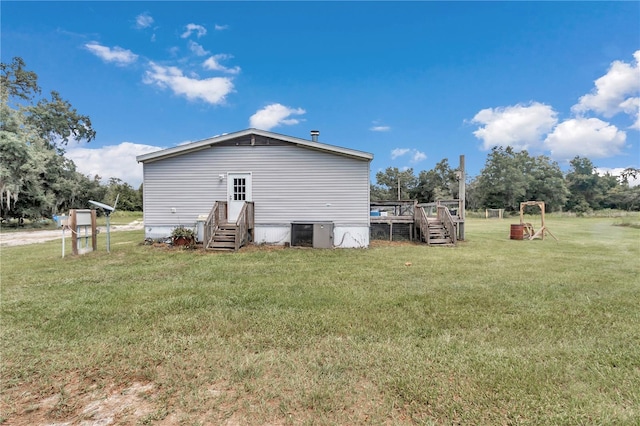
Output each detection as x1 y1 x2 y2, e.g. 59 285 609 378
136 129 373 249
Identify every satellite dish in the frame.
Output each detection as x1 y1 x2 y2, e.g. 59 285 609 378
89 194 118 215
88 200 115 212
88 194 119 253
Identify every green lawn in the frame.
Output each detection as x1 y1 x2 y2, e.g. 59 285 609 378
1 216 639 425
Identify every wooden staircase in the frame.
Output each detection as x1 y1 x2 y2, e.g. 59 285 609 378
425 218 454 245
203 201 254 251
208 223 238 251
415 206 457 246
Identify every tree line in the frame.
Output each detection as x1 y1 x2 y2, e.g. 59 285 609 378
372 147 640 212
1 57 142 220
2 57 638 220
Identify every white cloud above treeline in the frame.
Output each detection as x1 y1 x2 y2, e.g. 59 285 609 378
85 42 138 66
391 148 426 163
471 102 558 151
249 104 306 130
544 117 626 160
469 51 639 161
143 62 234 105
597 167 640 187
67 142 162 187
572 50 640 128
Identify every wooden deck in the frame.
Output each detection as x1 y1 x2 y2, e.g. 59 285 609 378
370 200 463 245
370 215 417 241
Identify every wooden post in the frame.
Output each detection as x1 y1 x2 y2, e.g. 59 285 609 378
70 209 78 256
458 155 466 241
91 209 98 251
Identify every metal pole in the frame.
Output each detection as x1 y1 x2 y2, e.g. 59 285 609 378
106 214 111 253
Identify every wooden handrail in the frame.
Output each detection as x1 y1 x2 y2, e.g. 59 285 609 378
233 201 255 250
414 206 429 243
204 201 228 248
437 205 457 245
204 202 218 248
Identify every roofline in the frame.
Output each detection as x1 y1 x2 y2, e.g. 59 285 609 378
136 128 374 163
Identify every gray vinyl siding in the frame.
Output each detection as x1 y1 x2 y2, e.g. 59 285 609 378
142 144 370 229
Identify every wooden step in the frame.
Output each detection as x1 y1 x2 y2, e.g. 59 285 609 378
429 238 452 244
209 241 236 250
215 229 236 235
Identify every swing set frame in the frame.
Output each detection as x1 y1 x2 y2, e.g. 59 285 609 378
519 201 558 241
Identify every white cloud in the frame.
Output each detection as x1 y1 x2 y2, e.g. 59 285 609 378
391 148 426 163
572 51 640 126
66 142 162 187
181 23 207 39
249 103 306 130
471 102 558 151
370 125 391 132
411 150 427 163
188 40 210 56
619 96 640 130
214 24 229 31
596 167 640 187
135 12 154 29
391 148 410 159
85 42 138 66
544 117 627 160
143 62 234 105
203 54 241 74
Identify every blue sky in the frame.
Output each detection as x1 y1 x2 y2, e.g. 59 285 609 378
3 1 639 187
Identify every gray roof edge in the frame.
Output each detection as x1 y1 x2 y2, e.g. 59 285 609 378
136 128 373 163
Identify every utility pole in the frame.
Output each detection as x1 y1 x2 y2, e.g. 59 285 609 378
458 154 466 240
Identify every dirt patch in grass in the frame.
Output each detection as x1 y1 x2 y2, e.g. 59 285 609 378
3 376 157 425
3 376 400 425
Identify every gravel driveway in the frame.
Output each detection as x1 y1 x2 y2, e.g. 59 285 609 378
0 220 144 247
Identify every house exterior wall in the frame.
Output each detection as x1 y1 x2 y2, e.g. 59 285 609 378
142 143 370 247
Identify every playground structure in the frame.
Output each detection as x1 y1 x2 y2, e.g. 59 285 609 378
518 201 557 241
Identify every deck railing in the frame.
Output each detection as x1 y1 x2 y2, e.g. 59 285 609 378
370 200 417 217
437 205 457 245
419 200 461 217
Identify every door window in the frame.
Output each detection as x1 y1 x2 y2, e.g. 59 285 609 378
233 178 246 201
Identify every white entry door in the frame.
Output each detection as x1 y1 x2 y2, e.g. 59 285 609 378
227 172 252 222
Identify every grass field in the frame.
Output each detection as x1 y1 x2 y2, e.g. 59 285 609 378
1 216 639 425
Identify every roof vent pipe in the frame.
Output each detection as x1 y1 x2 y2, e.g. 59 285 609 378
310 130 320 142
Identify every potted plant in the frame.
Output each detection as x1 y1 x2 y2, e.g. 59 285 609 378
171 226 196 247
